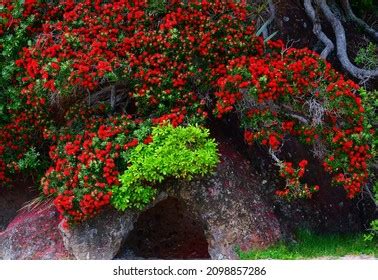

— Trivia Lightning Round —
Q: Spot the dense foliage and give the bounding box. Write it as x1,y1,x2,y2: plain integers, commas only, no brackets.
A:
0,0,375,225
223,52,372,199
112,124,219,211
41,106,218,223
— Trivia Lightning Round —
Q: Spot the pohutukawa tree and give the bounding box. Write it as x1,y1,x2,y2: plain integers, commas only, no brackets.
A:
0,0,375,226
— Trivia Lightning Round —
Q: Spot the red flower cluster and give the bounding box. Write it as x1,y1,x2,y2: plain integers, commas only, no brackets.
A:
0,111,46,185
276,160,319,199
41,107,152,223
223,50,373,199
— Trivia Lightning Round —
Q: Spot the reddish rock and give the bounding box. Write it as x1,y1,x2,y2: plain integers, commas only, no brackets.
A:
165,137,282,259
0,203,73,260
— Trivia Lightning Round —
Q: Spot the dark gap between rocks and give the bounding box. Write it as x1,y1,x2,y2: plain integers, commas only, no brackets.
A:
116,197,210,260
0,181,39,231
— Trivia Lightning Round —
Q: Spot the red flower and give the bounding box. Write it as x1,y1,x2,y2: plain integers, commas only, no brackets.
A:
298,160,308,168
244,130,254,144
268,135,280,150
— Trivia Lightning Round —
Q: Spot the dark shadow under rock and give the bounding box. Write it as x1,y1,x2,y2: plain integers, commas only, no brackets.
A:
117,197,210,260
0,182,39,231
245,136,376,238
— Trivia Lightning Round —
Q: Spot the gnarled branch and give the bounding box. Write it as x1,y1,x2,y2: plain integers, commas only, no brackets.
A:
316,0,378,79
260,0,276,39
89,82,129,106
304,0,334,59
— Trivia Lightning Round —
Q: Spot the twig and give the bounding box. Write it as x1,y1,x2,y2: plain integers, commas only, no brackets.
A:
282,104,310,124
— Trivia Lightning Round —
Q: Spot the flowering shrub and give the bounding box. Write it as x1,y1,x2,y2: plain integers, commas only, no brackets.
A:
112,124,219,211
0,0,374,223
40,104,150,223
0,0,52,184
41,105,218,224
217,51,373,199
0,0,263,187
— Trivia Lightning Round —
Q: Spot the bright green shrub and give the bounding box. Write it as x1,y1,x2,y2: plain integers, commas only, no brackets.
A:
111,124,219,211
17,147,41,171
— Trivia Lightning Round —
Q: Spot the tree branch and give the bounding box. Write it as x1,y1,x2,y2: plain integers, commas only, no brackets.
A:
110,85,116,111
340,0,378,43
316,0,378,79
282,104,310,124
89,82,128,106
261,0,276,39
304,0,335,59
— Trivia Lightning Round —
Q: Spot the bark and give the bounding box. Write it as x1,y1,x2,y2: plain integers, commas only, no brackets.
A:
89,82,128,106
110,85,116,111
316,0,378,79
304,0,335,58
260,0,276,39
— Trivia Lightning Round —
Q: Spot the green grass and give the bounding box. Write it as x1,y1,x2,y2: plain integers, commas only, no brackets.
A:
238,230,378,260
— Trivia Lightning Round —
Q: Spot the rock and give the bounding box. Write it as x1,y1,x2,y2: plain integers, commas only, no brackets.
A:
164,137,282,259
114,247,144,260
59,207,138,260
0,203,72,260
60,136,282,260
213,119,375,237
59,192,168,260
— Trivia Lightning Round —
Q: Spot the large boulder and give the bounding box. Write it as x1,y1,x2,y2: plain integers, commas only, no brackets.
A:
59,207,139,260
59,193,168,260
0,203,72,260
60,136,282,260
214,119,376,237
164,137,282,259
